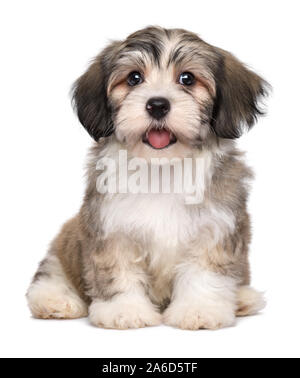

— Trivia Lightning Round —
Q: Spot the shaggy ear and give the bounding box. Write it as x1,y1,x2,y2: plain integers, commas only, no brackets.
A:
72,42,121,141
211,49,269,139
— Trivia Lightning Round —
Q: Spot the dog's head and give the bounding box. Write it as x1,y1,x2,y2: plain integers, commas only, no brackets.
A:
73,26,268,157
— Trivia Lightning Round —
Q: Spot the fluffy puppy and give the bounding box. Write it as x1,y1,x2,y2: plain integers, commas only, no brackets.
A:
27,26,269,329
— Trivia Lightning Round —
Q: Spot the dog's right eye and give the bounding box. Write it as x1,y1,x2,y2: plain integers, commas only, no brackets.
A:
127,71,144,86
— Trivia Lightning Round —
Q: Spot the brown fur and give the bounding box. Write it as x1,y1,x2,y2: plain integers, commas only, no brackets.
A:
27,26,268,329
32,143,252,309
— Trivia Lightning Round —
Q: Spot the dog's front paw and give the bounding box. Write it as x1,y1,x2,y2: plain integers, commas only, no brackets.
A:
89,296,162,329
163,301,236,330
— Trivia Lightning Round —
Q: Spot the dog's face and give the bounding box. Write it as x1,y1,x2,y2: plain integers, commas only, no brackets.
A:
73,27,268,158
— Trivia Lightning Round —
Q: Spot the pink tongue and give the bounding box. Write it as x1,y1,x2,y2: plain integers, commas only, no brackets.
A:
147,129,171,149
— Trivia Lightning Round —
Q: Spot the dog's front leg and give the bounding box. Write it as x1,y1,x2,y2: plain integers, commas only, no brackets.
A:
163,261,237,330
86,237,161,329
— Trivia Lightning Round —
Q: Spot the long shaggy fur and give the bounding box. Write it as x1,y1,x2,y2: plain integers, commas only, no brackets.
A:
27,26,269,330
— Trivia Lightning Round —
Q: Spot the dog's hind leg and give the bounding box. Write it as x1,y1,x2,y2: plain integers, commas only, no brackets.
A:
26,253,88,319
236,286,266,317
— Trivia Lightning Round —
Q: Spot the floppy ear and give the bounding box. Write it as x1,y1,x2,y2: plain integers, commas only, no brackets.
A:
211,49,269,139
72,42,121,141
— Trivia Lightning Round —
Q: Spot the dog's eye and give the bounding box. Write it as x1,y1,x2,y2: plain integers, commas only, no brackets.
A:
127,71,144,86
179,72,195,86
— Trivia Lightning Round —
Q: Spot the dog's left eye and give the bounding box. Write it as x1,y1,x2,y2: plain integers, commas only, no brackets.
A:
127,71,144,86
179,72,195,86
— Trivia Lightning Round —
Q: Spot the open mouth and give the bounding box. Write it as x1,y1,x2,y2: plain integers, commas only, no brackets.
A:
142,128,177,150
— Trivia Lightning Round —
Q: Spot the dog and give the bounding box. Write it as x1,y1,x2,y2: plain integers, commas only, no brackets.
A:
27,26,269,330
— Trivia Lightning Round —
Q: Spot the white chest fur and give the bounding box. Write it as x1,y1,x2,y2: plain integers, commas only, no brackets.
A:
95,143,235,251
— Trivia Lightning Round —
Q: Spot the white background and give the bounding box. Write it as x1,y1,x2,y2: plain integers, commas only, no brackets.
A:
0,0,299,358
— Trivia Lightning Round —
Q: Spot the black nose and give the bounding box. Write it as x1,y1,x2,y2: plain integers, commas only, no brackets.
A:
146,97,170,120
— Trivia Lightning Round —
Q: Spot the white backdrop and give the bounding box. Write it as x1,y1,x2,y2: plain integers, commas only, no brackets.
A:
0,0,299,358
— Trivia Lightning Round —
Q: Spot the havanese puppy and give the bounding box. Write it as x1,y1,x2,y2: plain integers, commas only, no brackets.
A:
27,26,269,330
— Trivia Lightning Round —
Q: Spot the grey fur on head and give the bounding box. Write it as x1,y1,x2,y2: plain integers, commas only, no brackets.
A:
72,26,269,141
